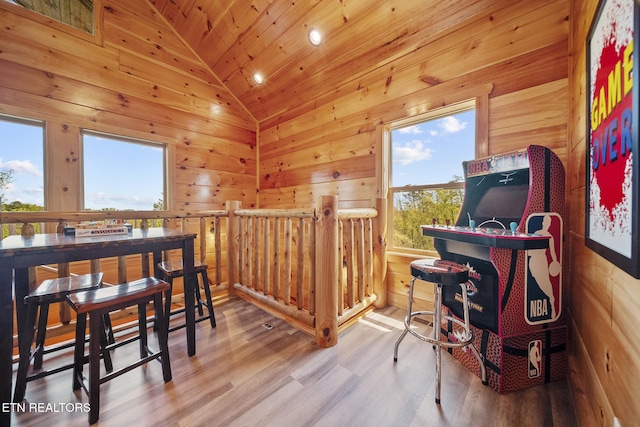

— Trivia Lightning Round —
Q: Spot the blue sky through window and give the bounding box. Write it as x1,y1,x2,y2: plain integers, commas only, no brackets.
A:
0,117,164,210
0,117,44,206
391,109,475,187
83,133,164,210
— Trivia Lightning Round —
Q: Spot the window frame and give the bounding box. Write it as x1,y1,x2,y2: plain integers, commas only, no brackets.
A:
0,113,45,210
80,130,168,212
385,99,482,256
0,0,103,43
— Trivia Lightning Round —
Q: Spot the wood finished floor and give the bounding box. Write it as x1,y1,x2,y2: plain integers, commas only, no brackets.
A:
10,298,579,427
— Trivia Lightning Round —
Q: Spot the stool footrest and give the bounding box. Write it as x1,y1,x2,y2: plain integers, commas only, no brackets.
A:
404,310,474,348
99,351,163,385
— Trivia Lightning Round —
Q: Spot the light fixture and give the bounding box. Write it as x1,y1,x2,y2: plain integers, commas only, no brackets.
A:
253,72,264,84
308,28,322,46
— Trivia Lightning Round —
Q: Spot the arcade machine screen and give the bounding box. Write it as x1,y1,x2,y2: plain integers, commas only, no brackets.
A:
460,167,529,229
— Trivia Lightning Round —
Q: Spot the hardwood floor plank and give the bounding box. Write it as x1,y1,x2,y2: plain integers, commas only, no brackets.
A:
11,298,579,427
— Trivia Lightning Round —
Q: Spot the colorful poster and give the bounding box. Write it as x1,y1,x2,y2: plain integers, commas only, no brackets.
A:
586,0,639,276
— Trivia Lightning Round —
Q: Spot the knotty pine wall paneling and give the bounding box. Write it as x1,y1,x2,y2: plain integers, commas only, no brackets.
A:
0,0,257,215
568,1,640,426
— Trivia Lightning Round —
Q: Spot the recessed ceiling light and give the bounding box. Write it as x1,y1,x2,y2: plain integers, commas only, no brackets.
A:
308,28,322,46
253,73,264,84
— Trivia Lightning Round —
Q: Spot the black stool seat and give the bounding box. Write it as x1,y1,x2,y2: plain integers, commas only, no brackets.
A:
410,259,469,285
13,273,113,404
67,276,172,425
394,258,487,404
28,273,104,302
157,259,216,331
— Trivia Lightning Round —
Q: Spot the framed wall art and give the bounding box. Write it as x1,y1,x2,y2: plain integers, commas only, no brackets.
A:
586,0,639,277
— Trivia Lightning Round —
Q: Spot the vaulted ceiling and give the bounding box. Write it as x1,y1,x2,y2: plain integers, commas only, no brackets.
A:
150,0,495,124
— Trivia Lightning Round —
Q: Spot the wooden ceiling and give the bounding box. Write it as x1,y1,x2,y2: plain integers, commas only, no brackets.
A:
149,0,511,124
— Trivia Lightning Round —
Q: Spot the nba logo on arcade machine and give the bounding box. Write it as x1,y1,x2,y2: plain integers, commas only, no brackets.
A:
528,340,542,378
525,213,563,324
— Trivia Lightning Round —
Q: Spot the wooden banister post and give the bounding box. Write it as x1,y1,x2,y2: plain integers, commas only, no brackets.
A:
226,200,241,296
315,195,339,348
373,197,387,308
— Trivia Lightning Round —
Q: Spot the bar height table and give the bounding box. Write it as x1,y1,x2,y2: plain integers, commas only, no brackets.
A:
0,228,198,426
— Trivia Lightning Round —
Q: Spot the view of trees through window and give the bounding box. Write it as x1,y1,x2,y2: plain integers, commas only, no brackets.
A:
390,105,475,251
0,116,44,212
0,116,45,237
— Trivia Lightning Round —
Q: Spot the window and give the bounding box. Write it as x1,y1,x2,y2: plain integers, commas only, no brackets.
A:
0,115,45,211
388,101,475,252
82,132,166,211
3,0,94,34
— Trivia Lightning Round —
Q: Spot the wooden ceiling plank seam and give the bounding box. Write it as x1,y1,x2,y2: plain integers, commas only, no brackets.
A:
212,0,323,82
106,4,203,61
103,25,217,87
110,0,250,120
197,0,273,65
160,1,213,51
150,0,198,29
189,0,241,56
145,0,258,124
115,40,222,90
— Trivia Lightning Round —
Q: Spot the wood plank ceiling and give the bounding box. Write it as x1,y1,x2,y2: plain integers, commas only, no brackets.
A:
150,0,497,124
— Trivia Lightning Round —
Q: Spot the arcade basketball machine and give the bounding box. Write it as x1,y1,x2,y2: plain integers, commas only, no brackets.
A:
421,144,566,393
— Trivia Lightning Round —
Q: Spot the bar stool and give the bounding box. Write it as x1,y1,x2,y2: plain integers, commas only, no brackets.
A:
13,273,113,403
157,259,216,331
393,259,487,403
67,276,172,425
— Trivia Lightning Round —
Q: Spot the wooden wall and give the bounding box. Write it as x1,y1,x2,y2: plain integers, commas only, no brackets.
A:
567,1,640,426
258,0,570,310
4,0,637,424
0,0,257,213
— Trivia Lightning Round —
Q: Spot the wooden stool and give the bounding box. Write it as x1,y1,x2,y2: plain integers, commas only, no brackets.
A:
393,259,487,403
13,273,113,403
157,259,216,331
67,277,172,425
